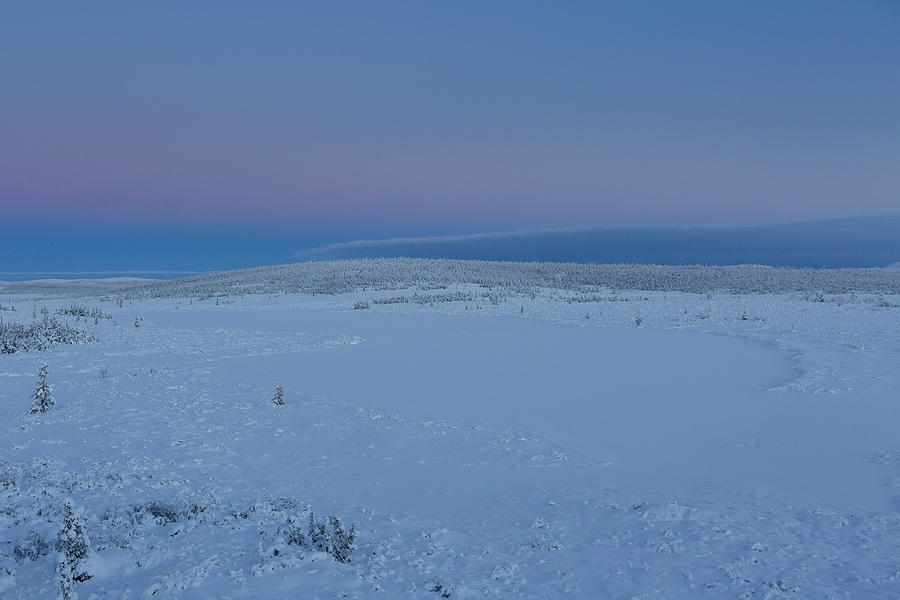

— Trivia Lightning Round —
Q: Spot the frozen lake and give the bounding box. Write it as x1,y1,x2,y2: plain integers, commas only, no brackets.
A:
145,305,890,511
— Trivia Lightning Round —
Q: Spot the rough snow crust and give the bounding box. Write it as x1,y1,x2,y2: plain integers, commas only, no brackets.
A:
1,261,900,598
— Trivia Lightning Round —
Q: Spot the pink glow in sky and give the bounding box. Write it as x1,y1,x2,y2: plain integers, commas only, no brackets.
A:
1,2,898,231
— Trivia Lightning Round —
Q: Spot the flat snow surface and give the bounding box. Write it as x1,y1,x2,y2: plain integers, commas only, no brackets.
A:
2,279,900,598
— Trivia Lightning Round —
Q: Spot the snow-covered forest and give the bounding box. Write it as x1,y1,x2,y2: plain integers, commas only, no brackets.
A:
2,259,899,598
123,259,900,297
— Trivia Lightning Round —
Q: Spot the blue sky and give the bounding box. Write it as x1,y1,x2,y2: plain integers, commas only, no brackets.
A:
1,1,898,272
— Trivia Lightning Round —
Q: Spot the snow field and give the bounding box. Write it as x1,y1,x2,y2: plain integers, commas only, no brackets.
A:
1,276,899,598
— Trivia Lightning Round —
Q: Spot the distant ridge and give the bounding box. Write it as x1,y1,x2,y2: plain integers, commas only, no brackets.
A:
297,216,900,269
0,277,159,296
103,259,900,299
6,259,899,297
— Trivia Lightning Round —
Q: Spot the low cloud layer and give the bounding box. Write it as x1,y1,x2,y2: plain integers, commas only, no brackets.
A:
298,216,900,268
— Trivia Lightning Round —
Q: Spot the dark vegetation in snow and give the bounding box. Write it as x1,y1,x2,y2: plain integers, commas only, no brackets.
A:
55,305,112,322
1,457,358,597
116,259,900,300
0,314,93,354
29,364,54,414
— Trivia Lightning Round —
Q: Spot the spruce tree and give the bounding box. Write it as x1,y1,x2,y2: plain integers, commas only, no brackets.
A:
30,364,55,414
272,385,285,406
56,501,92,600
329,515,357,563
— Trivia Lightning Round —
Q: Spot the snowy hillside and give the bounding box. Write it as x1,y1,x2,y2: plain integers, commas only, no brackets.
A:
0,278,157,297
2,261,899,598
125,258,900,298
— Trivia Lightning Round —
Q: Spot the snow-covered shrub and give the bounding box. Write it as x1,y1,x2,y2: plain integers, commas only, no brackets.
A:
132,500,207,525
374,292,473,306
141,501,181,525
635,311,643,327
56,305,111,321
58,304,90,318
56,501,92,600
353,300,370,310
3,457,362,594
326,515,356,564
428,577,454,597
0,317,92,355
282,512,356,563
0,459,21,487
372,295,410,305
30,364,55,414
13,531,50,563
272,385,285,406
877,295,899,308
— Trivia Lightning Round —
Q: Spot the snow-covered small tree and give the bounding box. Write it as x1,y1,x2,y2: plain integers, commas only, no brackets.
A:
303,512,356,563
272,385,285,406
328,515,357,564
635,311,643,327
30,364,55,414
56,501,92,600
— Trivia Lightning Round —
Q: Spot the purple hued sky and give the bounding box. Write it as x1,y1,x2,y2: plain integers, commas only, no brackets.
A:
1,2,898,256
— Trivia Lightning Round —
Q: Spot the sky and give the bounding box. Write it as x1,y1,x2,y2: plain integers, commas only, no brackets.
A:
1,1,898,272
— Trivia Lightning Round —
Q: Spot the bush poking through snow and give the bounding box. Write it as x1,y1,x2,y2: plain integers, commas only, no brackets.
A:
13,531,50,563
281,512,356,563
0,317,92,354
428,577,454,598
30,364,55,414
635,311,643,327
56,305,111,321
272,385,285,406
56,501,92,600
353,300,370,310
132,500,206,525
325,515,356,564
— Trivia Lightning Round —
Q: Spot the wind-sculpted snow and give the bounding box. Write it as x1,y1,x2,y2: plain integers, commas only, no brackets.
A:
114,259,900,300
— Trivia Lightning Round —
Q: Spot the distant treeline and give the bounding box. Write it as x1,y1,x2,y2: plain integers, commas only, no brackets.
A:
115,259,900,299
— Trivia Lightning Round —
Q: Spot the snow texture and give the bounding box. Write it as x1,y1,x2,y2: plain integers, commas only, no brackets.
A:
1,260,899,598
